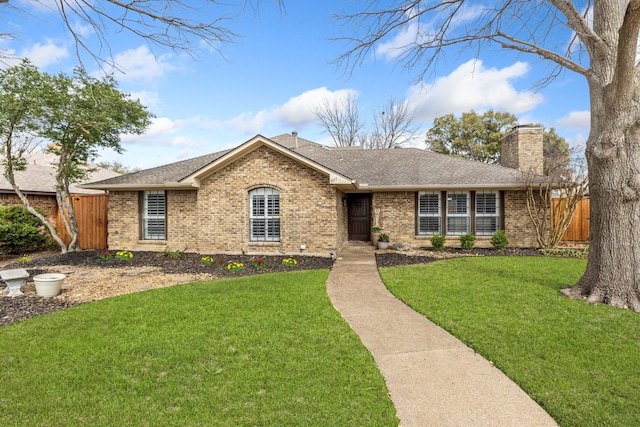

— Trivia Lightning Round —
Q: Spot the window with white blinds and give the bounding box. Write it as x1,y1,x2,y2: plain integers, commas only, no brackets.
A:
475,191,500,235
446,192,470,235
142,190,166,240
250,187,280,241
417,192,441,235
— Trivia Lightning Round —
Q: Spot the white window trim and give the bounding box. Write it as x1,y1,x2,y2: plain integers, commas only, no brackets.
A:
446,191,470,235
142,190,166,240
249,187,280,242
417,191,441,235
475,191,500,236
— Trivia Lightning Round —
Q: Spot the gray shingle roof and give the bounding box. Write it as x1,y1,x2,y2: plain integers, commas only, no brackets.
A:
85,150,230,187
83,133,545,190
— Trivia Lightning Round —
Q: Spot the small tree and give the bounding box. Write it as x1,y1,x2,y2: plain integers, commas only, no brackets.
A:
525,158,588,249
0,60,152,253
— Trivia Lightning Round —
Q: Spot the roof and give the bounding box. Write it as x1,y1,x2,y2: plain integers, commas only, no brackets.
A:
82,133,549,191
0,152,121,195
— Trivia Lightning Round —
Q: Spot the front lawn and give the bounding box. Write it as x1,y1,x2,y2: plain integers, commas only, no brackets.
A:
380,256,639,427
0,270,398,426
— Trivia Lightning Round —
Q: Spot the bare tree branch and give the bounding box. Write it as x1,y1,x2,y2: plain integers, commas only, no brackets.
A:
367,97,419,149
1,0,285,68
313,93,365,147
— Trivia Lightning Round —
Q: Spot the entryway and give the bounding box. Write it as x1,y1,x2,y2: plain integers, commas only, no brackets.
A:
347,194,371,241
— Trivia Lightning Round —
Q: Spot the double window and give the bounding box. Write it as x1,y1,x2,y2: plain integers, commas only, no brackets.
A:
417,191,500,236
250,187,280,241
142,190,166,240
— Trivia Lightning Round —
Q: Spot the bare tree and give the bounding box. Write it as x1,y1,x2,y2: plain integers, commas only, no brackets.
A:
525,158,589,249
313,93,365,147
1,0,284,67
367,97,419,149
335,1,640,310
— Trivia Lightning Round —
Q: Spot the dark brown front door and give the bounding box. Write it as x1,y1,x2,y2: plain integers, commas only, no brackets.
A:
348,194,371,241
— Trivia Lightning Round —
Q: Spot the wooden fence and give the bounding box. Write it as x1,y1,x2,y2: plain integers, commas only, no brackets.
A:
554,197,590,242
56,194,109,250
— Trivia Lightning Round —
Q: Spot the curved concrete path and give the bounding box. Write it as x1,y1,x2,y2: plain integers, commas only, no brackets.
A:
326,244,557,427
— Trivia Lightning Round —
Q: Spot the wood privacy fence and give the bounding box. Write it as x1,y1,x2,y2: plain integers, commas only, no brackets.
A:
553,197,590,242
55,194,109,250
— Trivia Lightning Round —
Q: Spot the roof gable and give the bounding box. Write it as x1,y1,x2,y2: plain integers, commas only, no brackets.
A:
180,135,352,187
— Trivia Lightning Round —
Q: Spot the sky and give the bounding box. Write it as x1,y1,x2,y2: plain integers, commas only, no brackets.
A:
2,1,591,171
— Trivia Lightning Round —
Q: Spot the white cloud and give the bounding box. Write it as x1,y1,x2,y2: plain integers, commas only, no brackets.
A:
20,39,68,68
109,45,174,81
376,4,484,61
566,132,588,150
555,110,590,130
129,90,161,110
407,59,544,122
376,21,421,61
227,87,358,134
120,117,183,145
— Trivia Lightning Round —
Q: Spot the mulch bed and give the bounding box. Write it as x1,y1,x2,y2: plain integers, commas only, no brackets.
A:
1,247,541,326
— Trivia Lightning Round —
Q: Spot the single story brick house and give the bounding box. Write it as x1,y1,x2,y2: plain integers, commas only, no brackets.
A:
82,126,548,257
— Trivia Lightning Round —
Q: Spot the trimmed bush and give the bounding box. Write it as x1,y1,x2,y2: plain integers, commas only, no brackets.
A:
430,233,446,251
460,233,476,250
0,206,48,253
490,230,509,250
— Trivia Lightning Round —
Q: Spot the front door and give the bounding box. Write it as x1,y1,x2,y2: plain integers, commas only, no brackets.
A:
348,194,371,241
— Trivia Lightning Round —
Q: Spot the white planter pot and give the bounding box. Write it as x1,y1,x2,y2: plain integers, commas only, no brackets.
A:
33,273,66,298
378,241,390,249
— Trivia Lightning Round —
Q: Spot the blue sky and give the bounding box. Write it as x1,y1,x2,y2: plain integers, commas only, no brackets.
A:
3,1,590,170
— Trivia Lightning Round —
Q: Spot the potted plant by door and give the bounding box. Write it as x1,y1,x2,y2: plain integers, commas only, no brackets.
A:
372,225,382,246
33,273,66,298
377,233,390,249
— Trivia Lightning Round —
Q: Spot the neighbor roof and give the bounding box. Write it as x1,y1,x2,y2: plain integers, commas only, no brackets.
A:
82,133,547,191
0,152,121,195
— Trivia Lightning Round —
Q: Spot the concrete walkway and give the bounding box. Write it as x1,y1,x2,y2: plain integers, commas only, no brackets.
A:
326,244,557,427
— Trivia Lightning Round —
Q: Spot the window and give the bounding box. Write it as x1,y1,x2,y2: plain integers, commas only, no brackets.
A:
142,190,166,240
446,192,469,235
476,191,500,235
418,192,441,235
250,187,280,241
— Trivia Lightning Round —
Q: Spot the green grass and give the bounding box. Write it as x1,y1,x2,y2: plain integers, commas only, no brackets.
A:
0,270,398,426
380,256,640,427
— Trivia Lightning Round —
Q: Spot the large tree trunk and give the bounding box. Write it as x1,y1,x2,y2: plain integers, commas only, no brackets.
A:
562,85,640,310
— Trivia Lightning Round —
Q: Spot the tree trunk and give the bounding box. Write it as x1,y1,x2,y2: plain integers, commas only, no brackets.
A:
563,108,640,310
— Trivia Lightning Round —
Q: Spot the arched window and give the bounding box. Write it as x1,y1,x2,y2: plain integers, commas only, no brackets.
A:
249,187,280,241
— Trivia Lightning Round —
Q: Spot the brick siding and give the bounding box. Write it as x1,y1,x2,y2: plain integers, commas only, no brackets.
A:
0,193,58,223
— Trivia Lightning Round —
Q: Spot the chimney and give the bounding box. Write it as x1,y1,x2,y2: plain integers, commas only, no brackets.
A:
500,126,544,175
292,131,298,149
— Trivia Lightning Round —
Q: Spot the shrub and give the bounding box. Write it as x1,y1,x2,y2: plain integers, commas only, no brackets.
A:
490,230,509,250
460,234,476,250
0,206,48,253
430,233,446,251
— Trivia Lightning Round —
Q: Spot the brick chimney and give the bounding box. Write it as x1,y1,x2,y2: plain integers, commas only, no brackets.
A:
500,126,544,175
